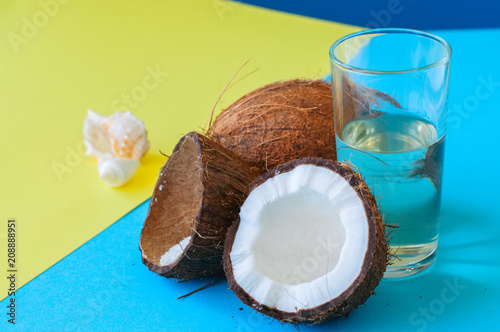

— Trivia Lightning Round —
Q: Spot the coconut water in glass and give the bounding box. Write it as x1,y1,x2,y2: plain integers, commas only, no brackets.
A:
330,29,451,278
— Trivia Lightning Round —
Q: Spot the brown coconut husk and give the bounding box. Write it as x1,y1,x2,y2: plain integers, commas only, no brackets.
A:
140,132,259,279
410,135,445,190
336,75,403,136
223,157,388,324
209,79,337,172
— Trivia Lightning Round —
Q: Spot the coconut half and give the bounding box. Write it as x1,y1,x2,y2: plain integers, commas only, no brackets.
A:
223,158,387,323
140,132,258,279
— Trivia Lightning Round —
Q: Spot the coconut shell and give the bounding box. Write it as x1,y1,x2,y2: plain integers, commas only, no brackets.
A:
209,79,337,172
223,157,388,324
140,132,259,279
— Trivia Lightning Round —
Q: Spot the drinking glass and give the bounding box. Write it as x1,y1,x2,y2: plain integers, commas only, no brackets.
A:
329,28,451,278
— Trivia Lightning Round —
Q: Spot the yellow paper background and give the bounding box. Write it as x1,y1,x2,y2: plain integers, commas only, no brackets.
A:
0,0,358,297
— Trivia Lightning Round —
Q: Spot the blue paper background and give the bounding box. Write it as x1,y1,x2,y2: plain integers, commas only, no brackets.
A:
237,0,500,30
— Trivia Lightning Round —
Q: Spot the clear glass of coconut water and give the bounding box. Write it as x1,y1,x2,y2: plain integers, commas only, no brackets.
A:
329,29,451,278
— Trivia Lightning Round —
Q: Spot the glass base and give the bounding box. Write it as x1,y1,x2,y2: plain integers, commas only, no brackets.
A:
384,241,437,278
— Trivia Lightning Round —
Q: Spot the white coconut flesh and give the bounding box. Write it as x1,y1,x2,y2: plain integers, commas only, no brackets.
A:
160,236,192,266
230,164,369,312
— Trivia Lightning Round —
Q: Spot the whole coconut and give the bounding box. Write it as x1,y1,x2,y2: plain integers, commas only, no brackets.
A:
209,79,336,172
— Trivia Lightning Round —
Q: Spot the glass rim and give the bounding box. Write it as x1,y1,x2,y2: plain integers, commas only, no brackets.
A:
329,28,452,75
